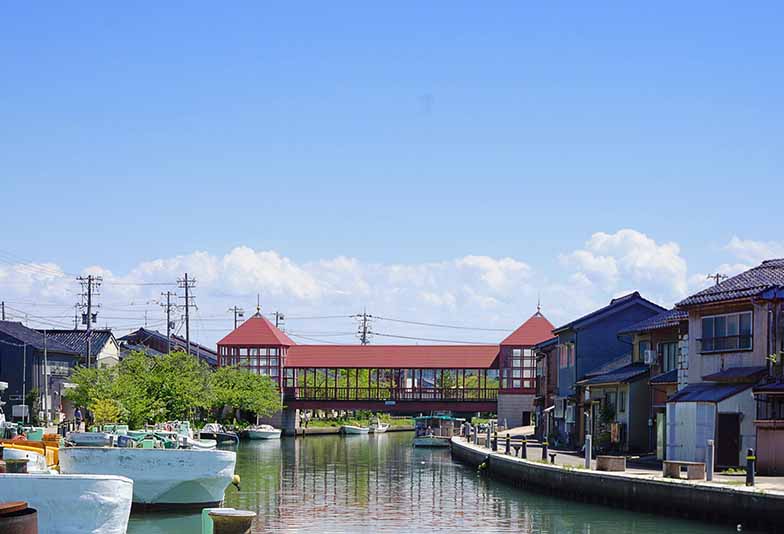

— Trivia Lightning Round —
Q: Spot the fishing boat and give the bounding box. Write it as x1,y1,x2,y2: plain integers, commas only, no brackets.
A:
245,424,282,440
59,446,238,508
66,431,115,447
368,419,389,434
199,423,240,445
413,414,464,447
0,473,133,534
341,425,369,435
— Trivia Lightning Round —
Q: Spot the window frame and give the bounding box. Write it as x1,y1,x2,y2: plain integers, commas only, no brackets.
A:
700,311,753,353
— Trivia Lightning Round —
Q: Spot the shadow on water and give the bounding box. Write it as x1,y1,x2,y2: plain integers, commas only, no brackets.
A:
129,432,754,533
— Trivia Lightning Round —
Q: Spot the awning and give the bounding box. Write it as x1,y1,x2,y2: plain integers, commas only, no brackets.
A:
544,405,555,413
667,382,754,403
703,366,767,383
578,363,649,386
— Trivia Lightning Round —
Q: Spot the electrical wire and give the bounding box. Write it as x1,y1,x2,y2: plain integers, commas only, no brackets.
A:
371,332,493,345
372,315,513,332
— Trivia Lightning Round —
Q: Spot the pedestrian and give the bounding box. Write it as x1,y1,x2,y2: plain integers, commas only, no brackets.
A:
74,407,83,431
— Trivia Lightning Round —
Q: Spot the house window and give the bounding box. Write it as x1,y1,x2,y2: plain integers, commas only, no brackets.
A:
661,342,678,372
638,340,651,363
701,311,752,352
559,345,568,368
618,390,626,413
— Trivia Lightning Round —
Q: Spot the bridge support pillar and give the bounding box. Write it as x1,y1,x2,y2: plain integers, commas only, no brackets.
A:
258,408,300,436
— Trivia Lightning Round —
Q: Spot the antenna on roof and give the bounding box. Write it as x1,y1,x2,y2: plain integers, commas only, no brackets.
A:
537,292,541,314
707,273,728,286
256,293,261,315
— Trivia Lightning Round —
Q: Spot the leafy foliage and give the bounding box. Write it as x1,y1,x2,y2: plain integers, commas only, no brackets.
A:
64,351,282,427
209,366,282,418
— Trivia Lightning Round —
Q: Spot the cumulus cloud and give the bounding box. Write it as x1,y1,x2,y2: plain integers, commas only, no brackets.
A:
560,229,688,305
725,237,784,265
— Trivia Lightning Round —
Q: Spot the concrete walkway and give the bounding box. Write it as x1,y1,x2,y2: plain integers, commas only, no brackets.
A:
487,439,784,493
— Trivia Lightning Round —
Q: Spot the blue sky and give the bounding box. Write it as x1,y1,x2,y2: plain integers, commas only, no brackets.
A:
1,3,783,344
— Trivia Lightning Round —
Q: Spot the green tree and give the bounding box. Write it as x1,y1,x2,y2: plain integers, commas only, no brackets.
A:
209,366,282,418
91,398,121,425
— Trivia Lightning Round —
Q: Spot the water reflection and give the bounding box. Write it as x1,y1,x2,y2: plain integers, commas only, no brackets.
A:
130,432,738,533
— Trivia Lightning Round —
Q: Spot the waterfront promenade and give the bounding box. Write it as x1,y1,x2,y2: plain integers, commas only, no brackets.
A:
451,436,784,530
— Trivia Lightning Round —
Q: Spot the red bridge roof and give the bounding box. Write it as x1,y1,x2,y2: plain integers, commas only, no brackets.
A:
500,311,555,346
285,344,500,369
217,313,295,347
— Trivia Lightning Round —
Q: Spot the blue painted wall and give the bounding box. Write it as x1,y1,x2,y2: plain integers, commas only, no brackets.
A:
556,300,663,398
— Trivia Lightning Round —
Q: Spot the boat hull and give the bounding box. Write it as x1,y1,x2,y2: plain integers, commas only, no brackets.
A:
369,425,389,434
413,436,451,447
342,426,369,435
246,429,282,440
59,447,236,507
200,431,239,445
0,473,132,534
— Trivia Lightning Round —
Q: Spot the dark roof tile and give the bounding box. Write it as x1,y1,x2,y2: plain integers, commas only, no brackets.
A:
677,259,784,307
0,321,79,354
617,308,688,335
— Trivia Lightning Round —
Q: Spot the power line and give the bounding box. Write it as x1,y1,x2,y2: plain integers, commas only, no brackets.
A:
372,314,512,332
228,306,245,330
372,332,491,344
287,333,344,345
77,275,102,368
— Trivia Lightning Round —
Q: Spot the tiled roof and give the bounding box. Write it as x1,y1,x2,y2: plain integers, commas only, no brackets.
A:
677,259,784,307
35,329,114,357
534,337,559,350
578,363,649,386
584,354,632,377
754,381,784,394
553,292,666,334
668,382,754,403
501,312,555,346
649,369,678,384
285,344,500,369
617,308,688,335
217,314,295,347
702,366,767,383
118,328,218,365
0,321,79,354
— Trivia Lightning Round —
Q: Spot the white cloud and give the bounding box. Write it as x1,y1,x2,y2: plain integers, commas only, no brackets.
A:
725,237,784,265
560,229,688,305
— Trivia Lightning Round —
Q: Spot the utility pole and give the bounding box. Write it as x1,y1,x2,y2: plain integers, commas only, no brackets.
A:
43,330,50,426
707,273,727,286
228,306,245,329
1,301,4,321
357,309,373,345
274,311,285,329
77,275,102,368
161,291,176,354
177,273,197,355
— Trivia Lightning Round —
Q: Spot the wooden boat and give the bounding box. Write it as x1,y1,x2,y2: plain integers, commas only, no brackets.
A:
368,420,389,434
413,414,463,447
59,446,237,508
199,423,239,445
245,424,282,440
342,425,369,435
0,473,133,533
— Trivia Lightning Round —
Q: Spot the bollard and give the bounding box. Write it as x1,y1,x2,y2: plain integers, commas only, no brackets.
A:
486,426,491,449
746,448,756,487
541,441,548,461
0,501,38,534
208,509,257,534
491,432,498,452
505,434,511,455
521,440,527,459
706,440,714,482
473,426,478,445
584,434,592,470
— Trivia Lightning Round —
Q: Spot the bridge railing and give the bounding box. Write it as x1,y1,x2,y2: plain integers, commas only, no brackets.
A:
290,387,498,402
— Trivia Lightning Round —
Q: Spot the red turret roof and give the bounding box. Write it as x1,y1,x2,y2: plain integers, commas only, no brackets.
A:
217,313,295,346
500,311,555,346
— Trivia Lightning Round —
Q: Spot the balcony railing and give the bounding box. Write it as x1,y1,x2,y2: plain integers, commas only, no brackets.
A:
699,335,752,353
288,386,498,402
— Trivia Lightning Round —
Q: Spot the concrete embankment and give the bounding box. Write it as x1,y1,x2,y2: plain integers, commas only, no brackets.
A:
450,437,784,531
294,426,414,436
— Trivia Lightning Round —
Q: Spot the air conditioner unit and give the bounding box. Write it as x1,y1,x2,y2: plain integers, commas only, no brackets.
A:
644,349,657,365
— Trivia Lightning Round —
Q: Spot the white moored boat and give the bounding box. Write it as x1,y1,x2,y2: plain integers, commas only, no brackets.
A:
246,424,282,440
368,421,389,434
59,447,237,508
0,473,133,534
342,425,369,435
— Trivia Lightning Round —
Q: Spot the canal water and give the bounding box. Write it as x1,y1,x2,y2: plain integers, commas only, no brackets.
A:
128,431,738,533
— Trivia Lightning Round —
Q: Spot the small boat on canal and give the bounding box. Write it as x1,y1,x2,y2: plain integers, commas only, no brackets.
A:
342,424,370,434
200,422,240,445
368,419,389,434
59,446,238,508
246,424,282,439
0,473,133,534
413,414,463,447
